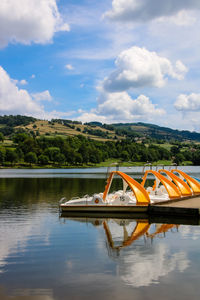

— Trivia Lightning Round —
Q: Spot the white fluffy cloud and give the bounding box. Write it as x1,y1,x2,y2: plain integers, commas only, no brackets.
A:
32,90,53,102
97,92,165,118
19,79,28,86
100,220,189,288
103,47,187,92
77,91,165,123
104,0,200,22
0,0,69,47
12,78,28,86
65,64,74,70
156,10,197,26
174,93,200,111
0,66,71,119
119,243,189,287
0,66,44,116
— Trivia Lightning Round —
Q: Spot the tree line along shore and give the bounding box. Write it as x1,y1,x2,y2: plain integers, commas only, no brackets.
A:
0,115,200,168
0,131,200,168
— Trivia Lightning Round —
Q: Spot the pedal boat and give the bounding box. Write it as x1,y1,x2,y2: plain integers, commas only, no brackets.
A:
59,170,200,213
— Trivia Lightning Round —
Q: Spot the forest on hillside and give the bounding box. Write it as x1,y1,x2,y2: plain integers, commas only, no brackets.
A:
0,132,200,167
0,115,200,167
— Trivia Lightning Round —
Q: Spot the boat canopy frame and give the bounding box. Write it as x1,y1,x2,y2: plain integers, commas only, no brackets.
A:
141,170,181,199
103,171,150,205
103,220,150,250
171,169,200,194
158,169,192,196
103,220,178,250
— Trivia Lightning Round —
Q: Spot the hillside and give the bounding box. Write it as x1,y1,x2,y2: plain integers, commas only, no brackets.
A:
16,119,121,141
0,116,121,141
85,121,200,142
111,123,200,142
0,115,200,142
1,115,200,167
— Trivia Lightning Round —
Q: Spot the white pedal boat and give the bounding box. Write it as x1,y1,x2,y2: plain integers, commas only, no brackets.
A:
59,170,200,213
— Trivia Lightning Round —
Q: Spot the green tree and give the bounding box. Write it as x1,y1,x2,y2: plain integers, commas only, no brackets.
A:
139,148,148,162
78,144,89,163
0,148,5,164
24,152,38,165
192,150,200,165
5,149,18,164
74,152,83,164
182,150,192,161
121,150,129,161
44,147,60,163
174,153,184,165
16,148,24,161
171,146,180,156
159,147,171,160
0,132,4,143
38,154,49,165
54,153,65,165
13,133,29,143
19,137,39,154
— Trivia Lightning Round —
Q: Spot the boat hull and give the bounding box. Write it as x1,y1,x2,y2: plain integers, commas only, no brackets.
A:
60,204,148,213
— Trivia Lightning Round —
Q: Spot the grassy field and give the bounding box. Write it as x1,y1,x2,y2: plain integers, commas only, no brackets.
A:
0,158,193,169
152,143,172,151
16,120,123,142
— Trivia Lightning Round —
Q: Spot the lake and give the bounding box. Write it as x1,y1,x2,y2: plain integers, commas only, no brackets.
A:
0,167,200,300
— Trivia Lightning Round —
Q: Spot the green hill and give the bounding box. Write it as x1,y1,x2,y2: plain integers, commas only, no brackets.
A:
1,115,200,167
109,122,200,142
0,115,200,142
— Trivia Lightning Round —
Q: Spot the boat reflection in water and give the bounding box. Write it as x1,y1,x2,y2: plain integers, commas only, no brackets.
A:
103,220,179,253
60,216,190,288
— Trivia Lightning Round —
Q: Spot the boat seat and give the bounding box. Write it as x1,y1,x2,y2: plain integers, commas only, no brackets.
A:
156,185,166,196
146,187,155,195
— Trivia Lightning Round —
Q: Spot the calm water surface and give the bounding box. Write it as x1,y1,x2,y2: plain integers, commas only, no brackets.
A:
0,168,200,300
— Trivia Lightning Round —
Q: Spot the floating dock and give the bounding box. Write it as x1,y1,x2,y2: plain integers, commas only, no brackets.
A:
60,196,200,219
150,195,200,217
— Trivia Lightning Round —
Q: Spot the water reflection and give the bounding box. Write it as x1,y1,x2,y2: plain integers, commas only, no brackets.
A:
0,177,123,209
103,220,179,252
0,288,54,300
61,216,190,288
103,220,150,253
118,238,189,288
1,174,200,299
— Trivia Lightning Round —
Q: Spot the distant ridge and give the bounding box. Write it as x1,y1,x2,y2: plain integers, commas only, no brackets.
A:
86,121,200,142
108,122,200,142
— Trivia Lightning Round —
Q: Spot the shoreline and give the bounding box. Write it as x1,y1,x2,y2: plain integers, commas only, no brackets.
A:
0,158,194,169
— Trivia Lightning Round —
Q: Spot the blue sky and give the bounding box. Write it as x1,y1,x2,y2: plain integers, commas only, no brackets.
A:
0,0,200,131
